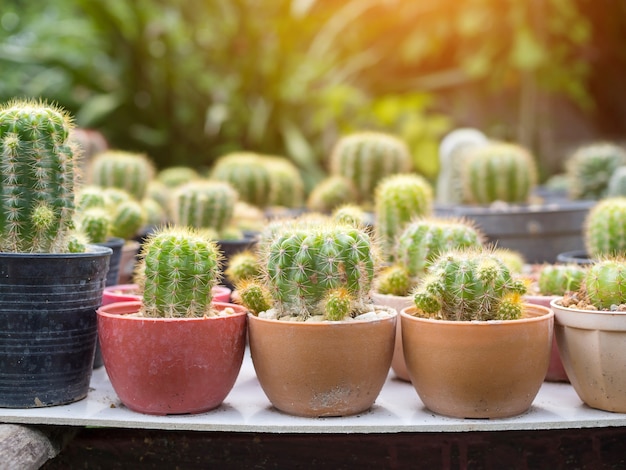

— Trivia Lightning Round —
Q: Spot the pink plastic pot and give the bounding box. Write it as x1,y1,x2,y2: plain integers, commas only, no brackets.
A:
97,300,247,415
102,284,231,306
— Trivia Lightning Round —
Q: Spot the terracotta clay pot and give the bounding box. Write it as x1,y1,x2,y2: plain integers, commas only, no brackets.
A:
551,298,626,413
401,303,553,419
371,292,413,382
523,294,569,382
97,300,247,415
101,283,231,306
248,309,397,417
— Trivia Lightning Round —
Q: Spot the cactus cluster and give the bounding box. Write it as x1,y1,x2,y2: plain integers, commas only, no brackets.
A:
0,100,81,253
139,226,223,318
328,131,413,206
238,219,378,321
410,248,528,321
537,264,585,296
306,176,359,213
374,173,433,261
584,197,626,259
566,142,626,200
460,142,537,205
584,258,626,310
88,150,155,201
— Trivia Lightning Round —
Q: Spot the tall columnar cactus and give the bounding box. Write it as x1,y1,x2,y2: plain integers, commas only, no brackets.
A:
537,264,585,296
306,176,359,213
211,152,272,208
411,248,528,321
374,173,433,261
0,100,79,253
264,157,305,209
461,142,537,205
172,180,238,235
584,259,626,310
88,150,155,201
240,219,378,320
566,142,626,200
584,197,626,258
395,217,483,278
607,166,626,197
139,226,222,318
329,131,413,206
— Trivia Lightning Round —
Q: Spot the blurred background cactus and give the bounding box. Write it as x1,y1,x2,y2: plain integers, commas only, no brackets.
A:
537,264,585,296
583,259,626,310
565,143,626,200
87,150,156,201
584,197,626,259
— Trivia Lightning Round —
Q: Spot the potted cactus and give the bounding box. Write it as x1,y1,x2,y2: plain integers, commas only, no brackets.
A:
400,247,554,418
435,138,595,264
524,263,586,382
0,100,112,408
97,226,248,415
550,258,626,413
371,217,484,381
237,217,397,417
565,142,626,201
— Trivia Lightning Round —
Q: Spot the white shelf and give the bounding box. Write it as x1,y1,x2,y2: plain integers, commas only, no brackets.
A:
2,349,626,434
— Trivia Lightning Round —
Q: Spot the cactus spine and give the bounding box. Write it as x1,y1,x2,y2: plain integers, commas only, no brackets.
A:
537,264,585,296
567,143,626,200
88,150,155,201
411,248,527,321
584,259,626,310
0,100,79,253
374,173,433,261
461,142,537,204
329,132,412,206
584,197,626,258
140,226,222,318
172,180,238,235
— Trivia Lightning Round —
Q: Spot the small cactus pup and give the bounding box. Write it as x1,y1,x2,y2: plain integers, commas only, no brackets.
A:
88,150,156,201
328,131,413,207
239,218,387,322
0,99,83,253
410,247,528,321
566,142,626,200
138,226,224,318
225,250,260,286
374,173,434,261
537,264,585,296
306,175,359,213
584,197,626,259
460,141,537,205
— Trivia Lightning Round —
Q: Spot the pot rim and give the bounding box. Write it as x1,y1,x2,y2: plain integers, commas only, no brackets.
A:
0,243,112,259
400,303,553,326
98,300,247,322
248,305,397,327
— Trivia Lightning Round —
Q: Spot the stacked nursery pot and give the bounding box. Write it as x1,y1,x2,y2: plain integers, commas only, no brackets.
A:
97,226,247,415
0,100,112,407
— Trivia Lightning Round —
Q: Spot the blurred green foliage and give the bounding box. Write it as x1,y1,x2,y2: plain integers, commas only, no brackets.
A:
0,0,600,188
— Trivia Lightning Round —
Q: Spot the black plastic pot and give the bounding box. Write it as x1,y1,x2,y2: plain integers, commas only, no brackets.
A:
0,245,111,408
556,250,594,265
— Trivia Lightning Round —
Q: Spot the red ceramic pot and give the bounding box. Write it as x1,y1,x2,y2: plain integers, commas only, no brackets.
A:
97,300,247,415
102,284,231,306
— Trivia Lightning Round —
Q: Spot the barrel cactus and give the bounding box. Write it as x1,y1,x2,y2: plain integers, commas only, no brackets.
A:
410,248,528,321
239,219,379,321
157,165,200,188
374,173,433,261
461,142,537,205
607,166,626,197
109,199,147,241
584,258,626,310
0,100,82,253
88,150,155,201
211,152,272,208
171,180,238,236
584,197,626,258
225,250,260,286
566,142,626,200
329,131,413,206
537,264,585,296
77,207,112,244
139,226,223,318
264,157,305,209
306,176,359,213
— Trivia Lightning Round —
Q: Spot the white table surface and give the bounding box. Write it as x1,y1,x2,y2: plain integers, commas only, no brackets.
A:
2,348,626,434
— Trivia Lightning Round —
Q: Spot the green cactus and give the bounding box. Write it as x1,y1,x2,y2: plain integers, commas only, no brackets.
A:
88,150,155,201
607,166,626,197
493,248,526,274
211,152,272,208
584,197,626,258
537,264,585,296
375,264,412,297
395,217,483,278
225,250,260,286
172,180,238,235
76,185,108,211
584,258,626,309
306,176,359,213
567,142,626,200
157,165,200,188
264,157,305,209
141,197,167,227
411,248,528,321
0,100,80,253
242,219,378,320
329,131,413,206
461,142,537,205
110,199,147,240
374,173,434,261
236,279,272,316
139,226,223,318
332,204,369,228
77,207,112,244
